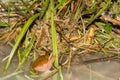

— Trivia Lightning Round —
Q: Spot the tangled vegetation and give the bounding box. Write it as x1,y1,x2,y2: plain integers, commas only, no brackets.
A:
0,0,120,80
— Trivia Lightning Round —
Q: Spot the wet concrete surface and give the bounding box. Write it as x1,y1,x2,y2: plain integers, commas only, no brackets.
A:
0,45,120,80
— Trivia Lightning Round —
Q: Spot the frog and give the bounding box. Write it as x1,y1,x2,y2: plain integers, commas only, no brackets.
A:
31,54,54,74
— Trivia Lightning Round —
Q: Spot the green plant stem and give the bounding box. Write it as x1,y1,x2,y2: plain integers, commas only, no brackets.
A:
40,0,50,19
4,13,39,72
51,13,58,67
16,34,36,71
87,0,111,27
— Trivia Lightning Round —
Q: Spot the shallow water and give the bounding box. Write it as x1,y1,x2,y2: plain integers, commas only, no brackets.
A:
0,45,120,80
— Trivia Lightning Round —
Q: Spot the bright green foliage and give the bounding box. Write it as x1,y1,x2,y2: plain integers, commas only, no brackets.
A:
0,22,8,27
4,13,39,72
16,34,36,70
104,23,112,34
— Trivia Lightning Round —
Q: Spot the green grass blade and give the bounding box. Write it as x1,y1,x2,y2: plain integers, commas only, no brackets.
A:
51,13,58,67
0,22,8,27
87,0,111,27
4,13,39,72
51,11,59,80
16,34,36,71
20,0,32,15
40,0,50,19
50,0,59,79
50,0,63,79
59,66,63,80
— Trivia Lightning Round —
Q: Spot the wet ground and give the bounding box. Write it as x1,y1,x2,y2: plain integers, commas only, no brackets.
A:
0,0,120,80
0,45,120,80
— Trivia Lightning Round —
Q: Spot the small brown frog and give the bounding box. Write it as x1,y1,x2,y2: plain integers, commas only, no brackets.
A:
31,54,54,73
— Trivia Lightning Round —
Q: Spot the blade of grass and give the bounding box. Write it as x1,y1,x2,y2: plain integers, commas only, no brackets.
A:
40,0,50,19
16,34,36,71
0,22,8,27
87,0,111,27
7,0,10,24
50,0,63,80
4,13,39,72
51,12,58,67
59,66,63,80
73,0,82,20
45,0,56,19
50,0,59,80
0,70,23,80
51,11,58,80
20,0,32,15
57,0,71,15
